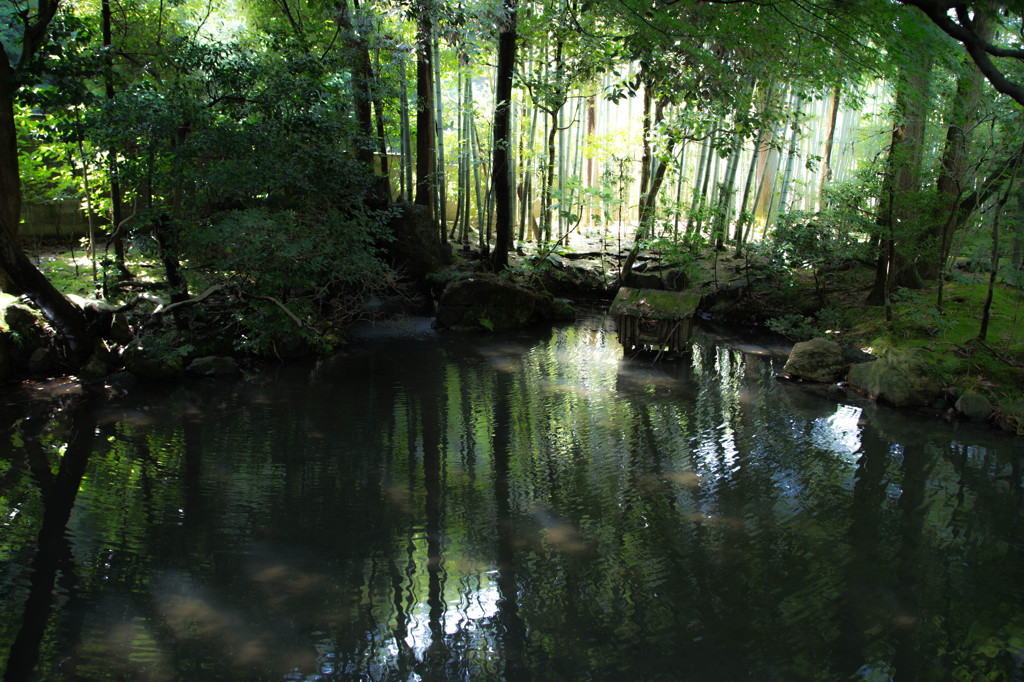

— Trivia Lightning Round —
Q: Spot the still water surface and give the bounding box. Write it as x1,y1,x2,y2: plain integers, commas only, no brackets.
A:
1,314,1022,681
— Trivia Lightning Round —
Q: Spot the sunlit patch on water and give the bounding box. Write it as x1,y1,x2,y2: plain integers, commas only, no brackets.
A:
811,404,863,462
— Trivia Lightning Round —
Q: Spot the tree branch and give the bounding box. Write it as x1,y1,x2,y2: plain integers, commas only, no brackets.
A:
901,0,1024,106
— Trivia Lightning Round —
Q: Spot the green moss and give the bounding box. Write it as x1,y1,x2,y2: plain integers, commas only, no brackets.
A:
610,287,701,320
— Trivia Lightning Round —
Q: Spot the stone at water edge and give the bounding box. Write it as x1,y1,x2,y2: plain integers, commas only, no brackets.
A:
954,392,994,422
434,275,574,332
783,338,845,383
846,348,945,408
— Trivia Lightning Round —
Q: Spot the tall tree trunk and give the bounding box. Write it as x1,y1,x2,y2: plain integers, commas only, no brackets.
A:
339,0,375,172
0,1,92,361
0,61,23,245
490,0,517,270
618,127,677,285
979,140,1024,340
926,9,992,279
451,66,465,240
869,38,933,302
399,54,413,201
672,140,687,238
102,0,131,281
371,47,392,200
541,109,558,242
539,39,564,243
817,84,841,209
414,3,435,216
432,34,447,241
639,75,653,199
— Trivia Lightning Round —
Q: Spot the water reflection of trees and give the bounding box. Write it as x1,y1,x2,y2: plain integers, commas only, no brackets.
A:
1,324,1022,680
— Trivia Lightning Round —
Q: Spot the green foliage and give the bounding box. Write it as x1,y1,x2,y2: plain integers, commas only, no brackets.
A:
891,286,956,338
767,304,844,341
76,32,400,357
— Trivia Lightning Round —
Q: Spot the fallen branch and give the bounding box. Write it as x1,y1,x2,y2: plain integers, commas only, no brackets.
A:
973,338,1023,369
253,294,320,335
153,284,225,316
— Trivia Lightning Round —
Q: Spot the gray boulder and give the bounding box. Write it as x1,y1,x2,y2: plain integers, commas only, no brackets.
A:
784,338,845,383
954,392,993,422
847,348,944,408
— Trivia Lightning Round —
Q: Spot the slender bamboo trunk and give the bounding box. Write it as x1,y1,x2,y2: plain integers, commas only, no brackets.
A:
672,139,687,238
777,92,804,218
713,130,742,248
695,148,718,237
519,100,538,241
471,115,484,246
399,54,413,201
734,136,760,254
685,139,709,237
451,67,464,240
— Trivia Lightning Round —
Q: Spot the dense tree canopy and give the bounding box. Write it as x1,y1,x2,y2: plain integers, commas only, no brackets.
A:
2,0,1024,364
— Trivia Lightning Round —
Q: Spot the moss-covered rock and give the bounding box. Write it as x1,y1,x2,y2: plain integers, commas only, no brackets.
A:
435,274,574,332
847,348,944,408
954,392,994,422
784,338,845,383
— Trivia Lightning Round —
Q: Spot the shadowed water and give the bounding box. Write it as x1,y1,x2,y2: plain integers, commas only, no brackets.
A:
1,314,1022,681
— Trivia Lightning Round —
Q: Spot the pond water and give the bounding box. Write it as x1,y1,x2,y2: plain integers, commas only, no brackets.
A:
1,313,1022,681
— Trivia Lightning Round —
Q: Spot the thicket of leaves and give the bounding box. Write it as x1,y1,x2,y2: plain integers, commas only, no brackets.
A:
83,38,397,353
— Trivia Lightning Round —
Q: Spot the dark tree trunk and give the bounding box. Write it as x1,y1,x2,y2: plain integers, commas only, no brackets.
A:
0,2,92,362
817,84,841,206
868,41,932,300
0,216,91,362
414,4,436,215
926,9,992,280
618,127,676,285
0,60,22,243
102,0,131,281
490,0,517,271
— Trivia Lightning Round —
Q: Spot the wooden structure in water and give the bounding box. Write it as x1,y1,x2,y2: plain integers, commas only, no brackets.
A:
610,287,700,355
